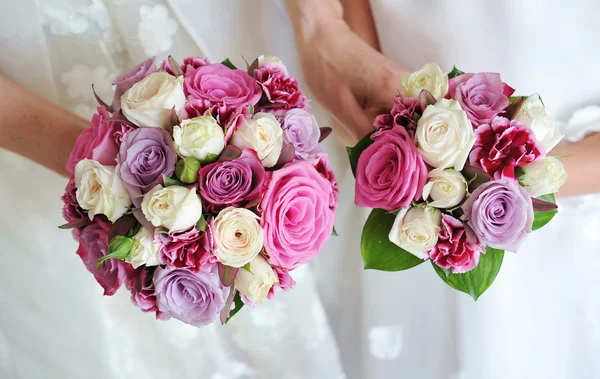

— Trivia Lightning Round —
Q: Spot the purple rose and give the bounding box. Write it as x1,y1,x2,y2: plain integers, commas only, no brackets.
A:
153,266,229,327
155,224,217,273
198,149,267,212
184,63,262,108
117,128,177,206
111,57,157,111
282,109,321,159
447,72,515,127
76,218,130,296
461,179,534,252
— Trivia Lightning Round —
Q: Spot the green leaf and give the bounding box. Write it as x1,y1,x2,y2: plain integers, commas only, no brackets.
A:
240,262,253,274
361,208,425,271
97,236,133,268
196,215,207,232
346,131,375,177
225,292,244,324
127,223,142,238
532,193,558,230
221,58,237,70
432,246,504,300
448,66,465,79
175,156,200,184
162,175,183,187
332,226,338,237
248,104,255,115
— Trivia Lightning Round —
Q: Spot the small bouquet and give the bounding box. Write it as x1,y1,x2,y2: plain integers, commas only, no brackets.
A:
60,55,338,326
348,63,566,299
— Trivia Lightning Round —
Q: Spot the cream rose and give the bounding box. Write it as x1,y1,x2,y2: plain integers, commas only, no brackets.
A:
74,159,132,222
416,99,476,170
121,72,186,128
514,94,563,152
141,184,202,233
422,168,468,208
399,62,449,100
257,55,288,75
389,206,442,259
234,254,278,304
230,112,283,168
213,207,263,267
173,115,225,163
127,226,161,268
519,157,567,198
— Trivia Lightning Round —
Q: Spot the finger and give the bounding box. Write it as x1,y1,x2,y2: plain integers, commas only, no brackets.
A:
327,87,374,146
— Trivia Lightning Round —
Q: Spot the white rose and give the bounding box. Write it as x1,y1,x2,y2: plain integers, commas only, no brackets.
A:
389,206,442,259
258,55,288,74
514,94,563,152
399,62,449,100
422,168,468,209
519,157,567,198
121,72,186,129
230,112,283,168
416,99,476,170
141,184,202,233
75,159,132,222
234,254,278,304
127,227,161,268
213,207,263,268
173,115,225,163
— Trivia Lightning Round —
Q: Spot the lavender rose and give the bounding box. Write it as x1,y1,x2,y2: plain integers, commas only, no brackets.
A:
282,109,321,159
461,179,534,252
153,266,229,327
111,57,157,111
447,72,515,127
118,128,177,206
199,149,267,212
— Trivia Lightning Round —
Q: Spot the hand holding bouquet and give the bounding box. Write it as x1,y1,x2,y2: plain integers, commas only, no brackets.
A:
348,63,566,299
61,55,338,326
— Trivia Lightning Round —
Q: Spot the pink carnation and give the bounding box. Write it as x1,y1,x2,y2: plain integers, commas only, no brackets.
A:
181,98,250,135
61,176,85,224
267,266,296,299
155,224,217,273
426,215,485,274
161,56,211,76
312,153,339,209
373,95,419,138
66,105,134,173
126,265,171,320
254,65,309,111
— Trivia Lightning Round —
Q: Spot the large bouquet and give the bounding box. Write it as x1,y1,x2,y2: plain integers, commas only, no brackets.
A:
348,63,566,299
60,55,338,326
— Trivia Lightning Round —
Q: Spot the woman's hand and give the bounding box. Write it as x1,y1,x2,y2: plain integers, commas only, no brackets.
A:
286,0,407,146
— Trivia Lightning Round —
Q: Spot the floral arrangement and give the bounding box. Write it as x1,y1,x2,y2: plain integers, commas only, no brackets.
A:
60,55,338,326
348,63,566,299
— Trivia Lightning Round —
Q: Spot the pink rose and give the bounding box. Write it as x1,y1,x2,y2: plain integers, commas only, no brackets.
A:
61,176,85,224
355,126,428,211
261,161,336,269
470,116,545,179
161,56,211,76
155,224,217,273
76,217,131,296
426,214,485,274
447,72,514,127
111,57,157,110
373,95,419,138
254,65,309,111
312,153,339,209
267,266,296,300
66,105,135,173
125,265,170,320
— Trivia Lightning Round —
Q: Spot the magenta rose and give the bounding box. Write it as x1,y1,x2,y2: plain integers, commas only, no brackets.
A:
267,266,296,300
117,127,177,206
76,218,131,296
153,266,229,327
461,179,534,252
355,126,428,211
199,149,267,212
312,153,339,209
125,265,170,319
161,56,211,76
66,105,134,173
155,224,217,273
447,72,514,127
426,214,485,274
254,65,309,111
111,57,157,110
470,116,544,179
61,176,85,224
374,95,419,138
261,160,336,269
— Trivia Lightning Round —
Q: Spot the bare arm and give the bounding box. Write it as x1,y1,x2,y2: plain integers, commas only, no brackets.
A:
552,134,600,197
0,75,86,177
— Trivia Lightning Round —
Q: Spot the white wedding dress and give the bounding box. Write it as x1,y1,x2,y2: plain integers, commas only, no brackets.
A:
1,1,600,379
